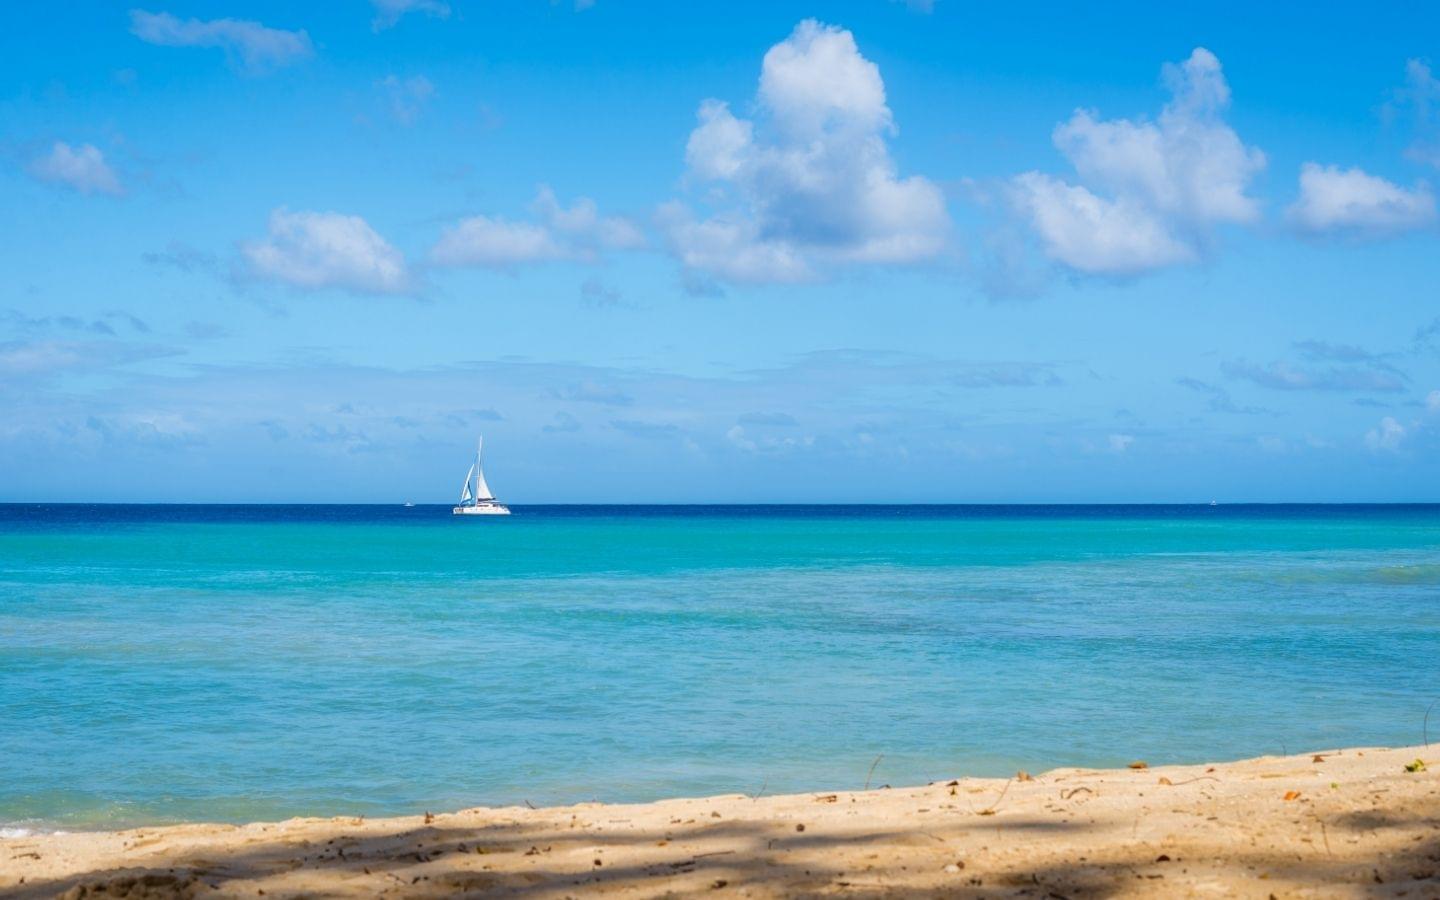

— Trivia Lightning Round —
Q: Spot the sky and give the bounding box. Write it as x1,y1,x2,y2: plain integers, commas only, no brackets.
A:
1,1,1438,503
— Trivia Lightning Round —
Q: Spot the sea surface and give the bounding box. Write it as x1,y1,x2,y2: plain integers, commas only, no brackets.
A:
2,503,1438,832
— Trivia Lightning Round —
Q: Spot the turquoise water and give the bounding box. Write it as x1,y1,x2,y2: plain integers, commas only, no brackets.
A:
2,504,1438,831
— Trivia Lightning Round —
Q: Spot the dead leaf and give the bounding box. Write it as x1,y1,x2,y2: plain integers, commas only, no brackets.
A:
1283,791,1301,802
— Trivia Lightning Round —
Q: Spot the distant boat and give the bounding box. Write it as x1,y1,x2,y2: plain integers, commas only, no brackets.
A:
453,437,511,516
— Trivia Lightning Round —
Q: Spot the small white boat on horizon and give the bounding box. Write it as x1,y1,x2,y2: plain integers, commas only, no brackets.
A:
453,437,511,516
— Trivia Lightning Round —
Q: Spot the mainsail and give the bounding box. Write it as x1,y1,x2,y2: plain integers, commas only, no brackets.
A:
458,440,494,506
473,439,495,500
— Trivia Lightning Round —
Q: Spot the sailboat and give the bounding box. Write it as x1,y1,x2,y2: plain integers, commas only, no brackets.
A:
453,437,511,516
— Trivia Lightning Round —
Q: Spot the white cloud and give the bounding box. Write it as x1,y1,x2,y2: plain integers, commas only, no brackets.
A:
431,186,643,269
241,209,411,294
663,19,949,284
129,10,312,74
1007,174,1194,274
1010,48,1264,276
370,0,450,31
432,218,560,268
1286,163,1436,237
1364,416,1406,452
27,142,122,195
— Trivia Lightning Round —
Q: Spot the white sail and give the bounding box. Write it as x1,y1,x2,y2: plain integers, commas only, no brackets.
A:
459,463,476,504
453,435,510,515
473,439,494,500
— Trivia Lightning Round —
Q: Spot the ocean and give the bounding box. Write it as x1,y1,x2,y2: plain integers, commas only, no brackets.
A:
1,503,1437,832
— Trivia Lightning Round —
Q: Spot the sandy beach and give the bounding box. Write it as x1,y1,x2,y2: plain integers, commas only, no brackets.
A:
2,745,1436,898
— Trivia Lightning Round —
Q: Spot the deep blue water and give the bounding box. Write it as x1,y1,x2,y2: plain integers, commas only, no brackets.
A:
1,503,1437,831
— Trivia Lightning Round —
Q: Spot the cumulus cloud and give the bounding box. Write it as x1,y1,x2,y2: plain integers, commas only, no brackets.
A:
662,19,949,284
1007,174,1193,274
240,209,411,294
370,0,450,31
1009,48,1264,276
129,10,313,74
1364,416,1406,452
1286,163,1436,237
431,186,643,269
27,142,122,195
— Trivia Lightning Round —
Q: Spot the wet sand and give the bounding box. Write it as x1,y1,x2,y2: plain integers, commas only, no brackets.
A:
2,744,1437,898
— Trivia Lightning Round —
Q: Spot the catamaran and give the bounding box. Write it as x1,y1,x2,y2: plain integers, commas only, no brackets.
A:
453,437,511,516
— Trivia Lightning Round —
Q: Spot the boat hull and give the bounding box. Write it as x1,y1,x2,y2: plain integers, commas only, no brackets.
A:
452,503,511,516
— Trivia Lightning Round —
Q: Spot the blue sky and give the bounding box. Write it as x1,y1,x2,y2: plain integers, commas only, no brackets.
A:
2,1,1438,502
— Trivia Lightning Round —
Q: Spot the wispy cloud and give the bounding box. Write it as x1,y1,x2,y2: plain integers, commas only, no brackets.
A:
1387,59,1440,169
1175,377,1271,415
129,10,313,74
1223,360,1406,393
370,0,450,32
377,75,435,125
1,309,150,337
0,339,178,377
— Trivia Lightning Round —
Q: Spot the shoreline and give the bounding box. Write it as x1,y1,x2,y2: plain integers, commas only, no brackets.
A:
2,744,1436,898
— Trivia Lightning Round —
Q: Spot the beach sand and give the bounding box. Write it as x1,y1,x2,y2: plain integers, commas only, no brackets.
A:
2,745,1436,898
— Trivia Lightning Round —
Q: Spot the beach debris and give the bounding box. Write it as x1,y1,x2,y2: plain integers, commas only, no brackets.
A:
711,879,728,889
815,794,838,803
1283,791,1302,801
942,861,966,873
1313,754,1326,763
864,754,884,790
423,811,434,824
1016,770,1035,782
1059,787,1093,800
1128,761,1148,770
1155,854,1171,862
1157,777,1173,785
1404,758,1427,772
795,823,806,832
